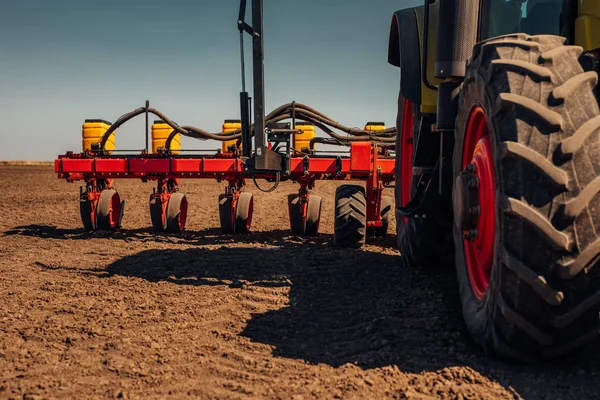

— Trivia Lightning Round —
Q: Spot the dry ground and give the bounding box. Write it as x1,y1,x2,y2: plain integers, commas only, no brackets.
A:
1,166,600,399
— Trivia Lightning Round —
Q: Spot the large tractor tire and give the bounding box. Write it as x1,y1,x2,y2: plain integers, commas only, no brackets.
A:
453,34,600,361
334,185,367,248
395,93,452,267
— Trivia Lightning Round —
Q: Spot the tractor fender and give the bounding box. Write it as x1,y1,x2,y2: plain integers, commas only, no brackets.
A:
388,7,422,106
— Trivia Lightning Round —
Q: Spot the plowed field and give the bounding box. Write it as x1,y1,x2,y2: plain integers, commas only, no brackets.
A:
1,166,599,399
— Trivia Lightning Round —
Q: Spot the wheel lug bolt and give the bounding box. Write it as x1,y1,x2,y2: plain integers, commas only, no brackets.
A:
463,228,479,241
468,177,480,189
469,205,480,217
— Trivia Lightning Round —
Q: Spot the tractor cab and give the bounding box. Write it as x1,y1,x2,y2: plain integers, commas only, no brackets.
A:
480,0,577,41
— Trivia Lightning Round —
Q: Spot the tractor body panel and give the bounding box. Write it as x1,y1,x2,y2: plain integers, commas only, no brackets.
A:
388,5,440,113
576,0,600,51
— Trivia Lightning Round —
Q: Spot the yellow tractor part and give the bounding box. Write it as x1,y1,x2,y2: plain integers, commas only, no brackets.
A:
364,122,386,132
221,119,242,153
576,0,600,52
82,119,115,154
152,120,181,155
293,123,317,152
414,3,442,114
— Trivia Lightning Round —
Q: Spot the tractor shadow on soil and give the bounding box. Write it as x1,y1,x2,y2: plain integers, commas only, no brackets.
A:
3,224,329,247
3,224,155,241
35,227,600,398
98,231,474,371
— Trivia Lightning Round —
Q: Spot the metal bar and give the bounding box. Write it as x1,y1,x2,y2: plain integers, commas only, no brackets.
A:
239,33,246,93
145,100,150,152
268,129,301,135
252,0,266,150
238,0,247,25
240,91,252,158
56,156,395,179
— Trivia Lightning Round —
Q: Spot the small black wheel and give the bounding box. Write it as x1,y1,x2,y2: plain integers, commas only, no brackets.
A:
80,197,96,231
371,195,393,238
334,185,366,248
165,193,188,233
218,194,234,233
288,194,304,234
289,194,322,236
305,195,322,237
149,194,165,232
234,192,254,234
96,189,122,230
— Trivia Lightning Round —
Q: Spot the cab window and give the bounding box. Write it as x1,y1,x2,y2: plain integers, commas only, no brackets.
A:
481,0,576,42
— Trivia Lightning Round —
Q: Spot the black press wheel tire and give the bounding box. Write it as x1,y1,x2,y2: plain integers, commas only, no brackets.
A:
289,194,323,236
234,192,254,234
454,34,600,362
96,189,122,230
149,194,165,232
218,194,234,234
288,194,305,235
165,193,188,233
395,92,452,267
80,197,96,231
334,185,367,248
304,195,322,237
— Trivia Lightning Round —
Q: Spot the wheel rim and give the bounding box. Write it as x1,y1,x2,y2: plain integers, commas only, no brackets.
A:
462,106,496,300
400,98,414,209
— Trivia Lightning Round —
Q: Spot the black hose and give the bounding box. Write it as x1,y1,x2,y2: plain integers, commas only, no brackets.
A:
253,171,280,193
290,103,397,136
310,137,345,149
99,103,397,152
292,111,396,143
262,102,397,136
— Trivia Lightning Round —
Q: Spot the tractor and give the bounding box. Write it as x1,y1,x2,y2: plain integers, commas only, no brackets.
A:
388,0,600,361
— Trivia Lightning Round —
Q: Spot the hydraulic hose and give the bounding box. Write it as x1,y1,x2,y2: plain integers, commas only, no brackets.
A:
253,171,280,193
100,107,241,150
98,103,397,152
289,103,397,136
261,102,396,136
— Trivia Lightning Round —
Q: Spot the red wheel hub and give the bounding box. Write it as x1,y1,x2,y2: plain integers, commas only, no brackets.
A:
400,98,414,220
459,106,496,300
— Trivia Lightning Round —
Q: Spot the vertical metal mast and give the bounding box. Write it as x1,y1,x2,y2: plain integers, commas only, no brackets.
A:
251,0,267,164
238,0,252,158
238,0,282,170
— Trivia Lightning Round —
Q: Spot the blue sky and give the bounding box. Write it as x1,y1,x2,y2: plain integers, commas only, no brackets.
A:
0,0,419,160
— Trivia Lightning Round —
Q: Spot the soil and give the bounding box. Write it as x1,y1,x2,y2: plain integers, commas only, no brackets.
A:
1,165,600,399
